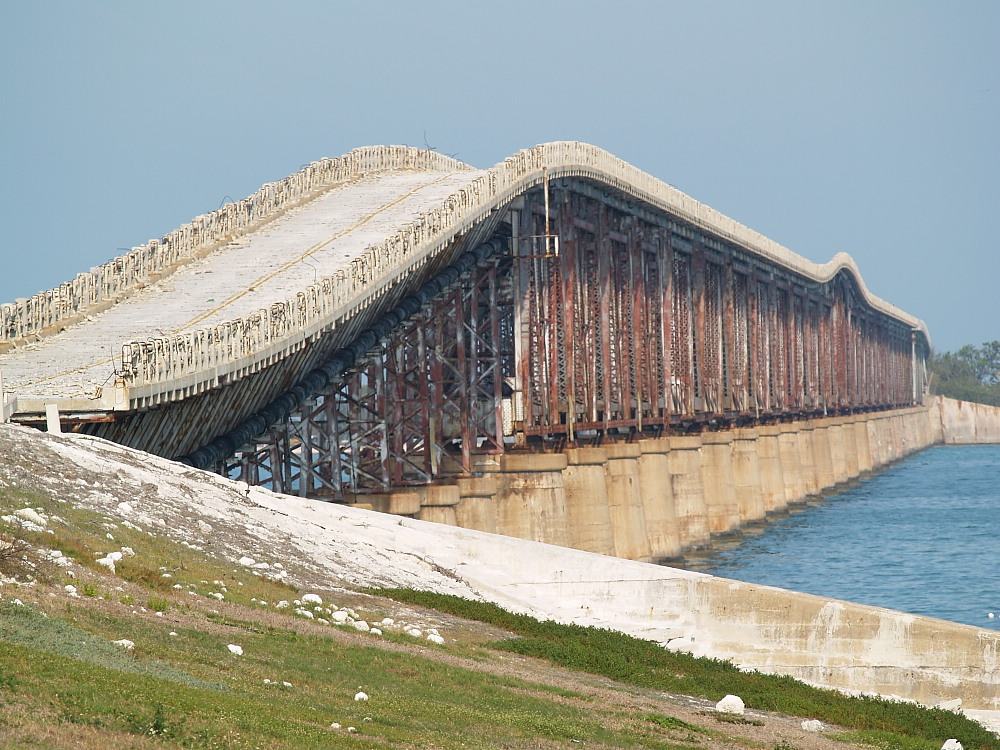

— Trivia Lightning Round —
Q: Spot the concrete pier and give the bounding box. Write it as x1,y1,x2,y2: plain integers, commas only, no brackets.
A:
348,398,997,563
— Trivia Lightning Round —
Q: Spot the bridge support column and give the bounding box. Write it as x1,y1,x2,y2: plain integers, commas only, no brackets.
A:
757,425,788,514
700,433,740,536
349,492,421,516
603,443,653,562
637,439,682,562
562,448,616,556
866,415,886,468
841,416,860,479
779,423,807,503
827,418,849,485
731,428,766,525
854,415,874,474
455,477,499,534
667,436,709,550
811,420,836,492
484,454,571,547
414,485,461,527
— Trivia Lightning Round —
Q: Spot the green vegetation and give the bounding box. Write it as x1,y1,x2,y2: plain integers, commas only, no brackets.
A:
2,472,998,749
375,589,1000,750
931,341,1000,405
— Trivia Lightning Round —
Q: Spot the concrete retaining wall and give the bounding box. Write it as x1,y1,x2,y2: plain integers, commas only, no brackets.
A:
343,396,1000,709
938,397,1000,444
405,521,1000,710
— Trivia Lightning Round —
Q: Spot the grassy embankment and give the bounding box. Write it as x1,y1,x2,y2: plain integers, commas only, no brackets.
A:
1,481,997,750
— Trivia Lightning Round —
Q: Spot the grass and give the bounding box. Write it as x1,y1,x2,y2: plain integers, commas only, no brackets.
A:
372,588,1000,750
0,483,726,749
2,476,998,749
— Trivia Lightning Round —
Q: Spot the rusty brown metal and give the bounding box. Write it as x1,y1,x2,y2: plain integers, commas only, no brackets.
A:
221,180,925,497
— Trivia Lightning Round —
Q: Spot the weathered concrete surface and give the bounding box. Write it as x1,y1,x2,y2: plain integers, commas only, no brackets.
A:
362,501,1000,711
6,412,1000,717
938,397,1000,443
332,397,1000,709
361,406,941,559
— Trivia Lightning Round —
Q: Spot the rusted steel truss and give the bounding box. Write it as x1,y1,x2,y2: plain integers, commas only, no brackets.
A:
225,181,926,496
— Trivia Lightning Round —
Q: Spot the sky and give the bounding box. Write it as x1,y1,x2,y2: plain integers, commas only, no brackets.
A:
1,1,997,354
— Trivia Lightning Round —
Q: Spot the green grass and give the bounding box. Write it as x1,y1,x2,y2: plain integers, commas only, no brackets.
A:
3,474,998,749
0,483,723,749
372,589,1000,750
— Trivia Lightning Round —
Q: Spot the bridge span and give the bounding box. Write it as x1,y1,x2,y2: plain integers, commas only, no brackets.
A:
1,143,931,530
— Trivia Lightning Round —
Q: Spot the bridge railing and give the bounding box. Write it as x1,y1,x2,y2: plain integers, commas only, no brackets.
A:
11,142,928,405
0,147,471,350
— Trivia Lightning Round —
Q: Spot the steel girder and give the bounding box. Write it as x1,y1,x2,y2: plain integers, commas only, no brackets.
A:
225,182,924,496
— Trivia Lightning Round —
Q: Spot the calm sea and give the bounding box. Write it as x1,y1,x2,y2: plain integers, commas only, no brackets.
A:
678,444,1000,631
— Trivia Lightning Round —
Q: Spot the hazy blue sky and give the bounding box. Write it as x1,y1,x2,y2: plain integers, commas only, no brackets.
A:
1,1,996,353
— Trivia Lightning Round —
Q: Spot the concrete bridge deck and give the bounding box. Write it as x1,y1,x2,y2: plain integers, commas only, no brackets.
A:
0,168,484,402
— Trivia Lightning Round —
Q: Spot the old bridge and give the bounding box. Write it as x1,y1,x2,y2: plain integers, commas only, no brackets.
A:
1,143,931,540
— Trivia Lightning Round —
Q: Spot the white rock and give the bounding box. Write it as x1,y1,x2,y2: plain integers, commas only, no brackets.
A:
715,694,745,715
937,698,962,712
64,584,77,595
330,722,341,729
227,644,243,656
354,691,369,701
263,679,271,684
801,719,824,732
301,593,323,605
113,639,135,652
352,620,370,632
197,520,213,533
275,600,290,609
282,681,292,687
117,502,133,515
169,632,178,636
330,610,350,623
426,633,445,645
405,628,422,638
370,627,382,636
211,592,224,601
238,556,255,567
380,617,394,627
15,508,46,526
347,727,357,733
941,740,963,750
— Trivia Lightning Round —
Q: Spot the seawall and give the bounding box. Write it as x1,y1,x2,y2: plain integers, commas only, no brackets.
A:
340,397,1000,710
938,397,1000,444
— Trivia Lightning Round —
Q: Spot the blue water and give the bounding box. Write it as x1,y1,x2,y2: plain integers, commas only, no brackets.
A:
681,444,1000,631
